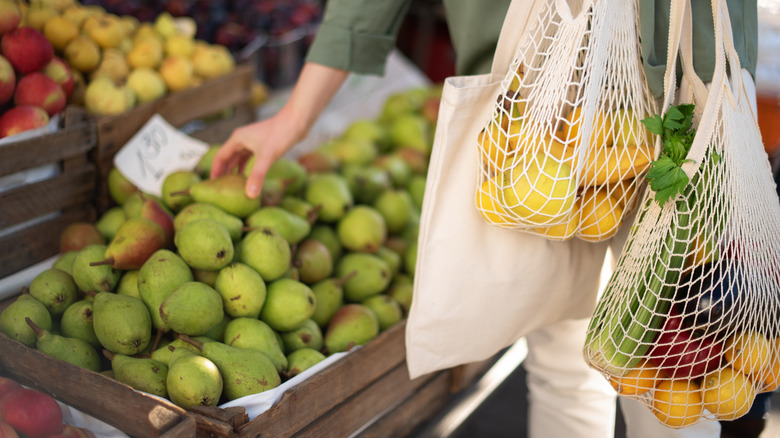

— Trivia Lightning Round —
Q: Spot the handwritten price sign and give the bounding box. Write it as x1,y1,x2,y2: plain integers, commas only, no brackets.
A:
114,114,210,197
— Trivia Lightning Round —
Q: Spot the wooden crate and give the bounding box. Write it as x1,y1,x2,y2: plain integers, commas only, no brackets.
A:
0,108,97,280
91,62,256,212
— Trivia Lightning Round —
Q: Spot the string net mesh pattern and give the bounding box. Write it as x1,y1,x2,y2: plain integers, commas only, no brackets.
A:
584,0,780,428
474,0,657,242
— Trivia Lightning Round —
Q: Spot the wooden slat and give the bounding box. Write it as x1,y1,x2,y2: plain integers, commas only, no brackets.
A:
0,207,95,279
160,415,198,438
448,357,496,394
237,322,408,437
0,333,191,438
0,163,96,229
293,365,438,438
0,121,95,176
356,371,452,438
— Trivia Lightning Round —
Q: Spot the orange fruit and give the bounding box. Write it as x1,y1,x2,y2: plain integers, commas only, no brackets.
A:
760,339,780,392
702,366,757,420
609,360,662,396
724,331,773,376
652,379,703,428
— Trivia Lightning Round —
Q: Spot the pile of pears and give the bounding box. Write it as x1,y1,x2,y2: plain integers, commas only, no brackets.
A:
0,85,442,411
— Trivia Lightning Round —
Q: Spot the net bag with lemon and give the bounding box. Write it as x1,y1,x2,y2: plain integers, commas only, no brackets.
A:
474,0,657,242
583,0,780,428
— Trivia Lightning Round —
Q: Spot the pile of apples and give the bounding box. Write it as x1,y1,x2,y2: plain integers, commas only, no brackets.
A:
0,376,95,438
0,0,239,137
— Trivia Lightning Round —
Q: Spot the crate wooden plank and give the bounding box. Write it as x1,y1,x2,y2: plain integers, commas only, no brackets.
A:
0,333,192,438
237,322,408,437
0,207,95,279
292,364,439,438
356,371,452,438
0,163,96,229
448,357,496,394
0,120,95,177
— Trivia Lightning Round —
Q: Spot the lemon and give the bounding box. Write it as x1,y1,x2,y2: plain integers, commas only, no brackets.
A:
478,122,510,173
576,186,623,241
652,379,703,428
610,108,652,148
476,178,513,225
534,196,581,240
501,152,576,225
725,331,773,376
559,106,612,148
702,366,756,420
582,142,654,187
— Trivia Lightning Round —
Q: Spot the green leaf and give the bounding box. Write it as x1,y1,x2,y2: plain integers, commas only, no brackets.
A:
640,115,664,136
646,157,690,206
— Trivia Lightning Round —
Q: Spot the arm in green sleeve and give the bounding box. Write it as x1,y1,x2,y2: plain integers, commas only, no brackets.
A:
305,0,413,75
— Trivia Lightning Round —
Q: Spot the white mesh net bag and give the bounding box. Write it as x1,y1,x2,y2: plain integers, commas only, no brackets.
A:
583,0,780,428
474,0,657,242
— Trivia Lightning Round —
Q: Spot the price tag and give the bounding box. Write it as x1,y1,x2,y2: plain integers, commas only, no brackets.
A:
113,114,210,197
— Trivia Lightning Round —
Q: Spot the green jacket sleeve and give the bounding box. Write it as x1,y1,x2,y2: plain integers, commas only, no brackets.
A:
305,0,412,75
639,0,758,99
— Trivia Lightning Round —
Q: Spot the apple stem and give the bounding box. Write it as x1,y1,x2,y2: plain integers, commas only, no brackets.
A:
89,257,115,267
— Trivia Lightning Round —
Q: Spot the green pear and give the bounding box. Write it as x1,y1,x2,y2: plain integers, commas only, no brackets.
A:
387,275,414,314
116,270,141,299
174,202,243,241
304,172,353,223
380,89,425,121
336,253,392,302
52,251,78,276
29,268,79,317
260,279,315,332
92,218,167,270
150,336,213,365
195,144,221,178
95,206,127,241
282,266,300,281
107,167,139,205
328,137,378,166
292,239,333,285
159,282,224,336
324,304,379,354
60,300,101,349
223,317,287,373
406,174,427,211
104,349,168,398
162,170,201,212
92,292,151,355
279,196,320,222
280,319,323,354
245,207,311,245
214,263,266,318
175,219,234,271
166,352,223,409
202,313,231,341
342,119,388,152
361,294,403,331
336,206,387,253
285,348,327,378
192,268,220,287
372,189,415,234
26,317,101,372
310,273,353,328
183,174,260,218
375,246,402,276
138,249,194,332
0,294,53,347
72,245,119,293
388,113,431,155
264,157,308,195
342,165,392,204
404,241,418,276
297,150,340,174
308,225,343,263
239,227,291,282
374,153,412,188
179,334,280,401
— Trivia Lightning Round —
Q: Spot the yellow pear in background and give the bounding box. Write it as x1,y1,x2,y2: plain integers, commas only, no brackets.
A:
85,76,135,116
43,15,79,51
23,4,58,31
154,12,177,39
127,37,164,69
91,48,129,83
36,0,75,13
87,15,126,49
126,67,167,103
63,35,101,73
61,5,92,27
119,15,139,35
192,45,235,79
159,56,194,92
165,34,195,58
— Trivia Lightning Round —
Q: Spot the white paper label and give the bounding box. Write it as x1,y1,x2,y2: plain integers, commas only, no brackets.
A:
113,114,209,197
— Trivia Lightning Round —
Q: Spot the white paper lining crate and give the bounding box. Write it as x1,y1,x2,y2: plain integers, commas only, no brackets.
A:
91,62,256,213
0,108,97,280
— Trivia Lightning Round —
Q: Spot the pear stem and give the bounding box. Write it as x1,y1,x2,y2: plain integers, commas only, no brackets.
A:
89,257,115,267
149,328,165,352
168,190,191,197
177,334,204,351
306,204,323,225
24,317,43,337
337,270,359,286
102,349,115,361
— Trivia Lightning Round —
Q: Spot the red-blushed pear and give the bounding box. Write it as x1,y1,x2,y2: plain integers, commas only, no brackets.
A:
60,221,106,253
0,387,63,438
42,56,75,99
0,0,22,35
1,27,54,74
14,72,66,116
137,194,175,248
0,54,13,105
298,150,340,174
90,218,166,270
0,105,49,139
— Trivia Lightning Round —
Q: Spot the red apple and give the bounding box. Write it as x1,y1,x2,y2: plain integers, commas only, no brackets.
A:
1,27,54,74
0,54,13,105
0,0,22,35
0,378,22,404
14,72,66,116
43,57,74,99
0,388,63,438
0,421,20,438
0,105,50,138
